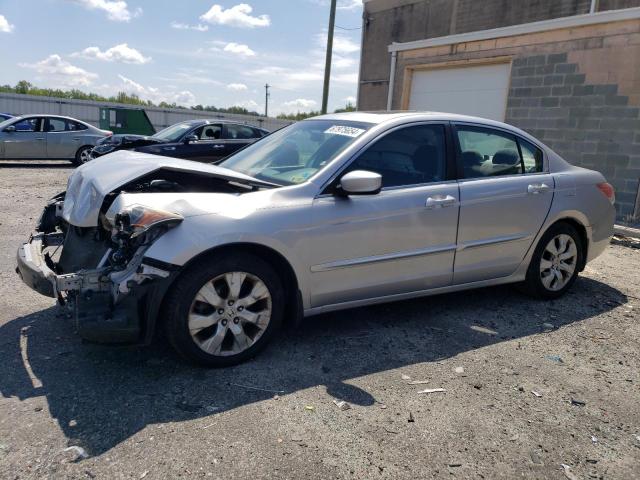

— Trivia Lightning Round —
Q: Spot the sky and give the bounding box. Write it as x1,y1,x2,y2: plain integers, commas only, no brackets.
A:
0,0,363,115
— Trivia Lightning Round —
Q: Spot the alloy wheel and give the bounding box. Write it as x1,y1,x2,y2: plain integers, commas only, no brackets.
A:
79,148,92,164
539,234,577,291
188,271,272,356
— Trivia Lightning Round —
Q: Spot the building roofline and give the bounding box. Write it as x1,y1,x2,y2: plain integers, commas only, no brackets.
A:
387,6,640,53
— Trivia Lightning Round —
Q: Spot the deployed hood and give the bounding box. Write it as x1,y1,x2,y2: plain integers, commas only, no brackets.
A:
62,150,278,227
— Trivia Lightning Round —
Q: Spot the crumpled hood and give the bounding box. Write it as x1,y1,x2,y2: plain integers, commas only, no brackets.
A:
62,150,274,227
98,134,163,146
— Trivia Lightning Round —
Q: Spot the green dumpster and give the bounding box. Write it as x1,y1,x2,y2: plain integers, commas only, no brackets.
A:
99,107,155,135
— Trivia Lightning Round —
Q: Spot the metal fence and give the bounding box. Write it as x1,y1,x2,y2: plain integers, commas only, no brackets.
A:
0,92,292,132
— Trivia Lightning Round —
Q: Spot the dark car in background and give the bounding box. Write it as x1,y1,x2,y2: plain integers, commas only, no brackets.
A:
0,113,13,122
91,119,269,163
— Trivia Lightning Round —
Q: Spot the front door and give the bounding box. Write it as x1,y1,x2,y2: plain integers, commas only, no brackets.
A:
306,123,459,308
175,124,225,162
3,117,46,159
453,124,554,284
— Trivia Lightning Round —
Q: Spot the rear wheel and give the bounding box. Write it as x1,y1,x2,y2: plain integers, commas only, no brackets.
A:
163,253,284,367
521,222,583,299
73,146,93,166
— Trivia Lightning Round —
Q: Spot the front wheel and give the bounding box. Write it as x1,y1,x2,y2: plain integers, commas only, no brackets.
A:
163,254,284,367
73,146,93,166
521,222,583,299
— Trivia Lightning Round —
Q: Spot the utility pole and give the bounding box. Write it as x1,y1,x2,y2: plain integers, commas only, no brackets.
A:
264,83,270,117
321,0,337,114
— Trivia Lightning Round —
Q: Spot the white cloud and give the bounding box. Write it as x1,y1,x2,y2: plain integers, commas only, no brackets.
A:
333,35,360,54
170,21,209,31
70,0,141,22
117,74,196,106
19,54,98,86
344,95,356,104
240,99,259,110
0,14,14,33
227,83,248,91
223,42,256,57
200,3,270,28
284,98,317,109
72,43,151,64
337,0,362,10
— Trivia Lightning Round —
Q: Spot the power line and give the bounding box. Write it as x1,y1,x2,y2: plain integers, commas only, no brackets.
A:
335,25,361,30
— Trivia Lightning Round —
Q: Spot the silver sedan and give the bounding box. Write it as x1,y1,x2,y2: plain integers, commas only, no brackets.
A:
0,114,111,165
16,112,616,366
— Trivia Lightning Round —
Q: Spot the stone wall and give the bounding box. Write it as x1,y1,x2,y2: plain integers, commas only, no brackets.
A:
507,52,640,220
358,0,640,109
387,19,640,221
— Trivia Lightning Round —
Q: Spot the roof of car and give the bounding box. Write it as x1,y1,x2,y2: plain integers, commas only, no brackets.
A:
313,111,518,130
176,119,263,126
15,114,91,123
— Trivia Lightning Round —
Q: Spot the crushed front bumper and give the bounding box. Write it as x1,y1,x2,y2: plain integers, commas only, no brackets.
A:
16,231,177,344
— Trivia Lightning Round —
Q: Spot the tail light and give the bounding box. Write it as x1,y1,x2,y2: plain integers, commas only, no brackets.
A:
596,182,615,204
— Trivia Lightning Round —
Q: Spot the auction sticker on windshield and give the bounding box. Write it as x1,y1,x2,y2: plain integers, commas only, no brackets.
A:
324,125,366,137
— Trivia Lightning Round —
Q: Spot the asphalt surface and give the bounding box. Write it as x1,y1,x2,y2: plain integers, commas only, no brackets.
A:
0,160,639,479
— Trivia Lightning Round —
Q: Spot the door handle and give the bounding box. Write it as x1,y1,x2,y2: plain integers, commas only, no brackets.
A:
527,183,550,194
426,194,457,209
212,144,225,149
162,146,176,151
35,137,45,141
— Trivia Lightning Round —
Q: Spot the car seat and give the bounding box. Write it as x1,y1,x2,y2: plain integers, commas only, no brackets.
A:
411,144,441,183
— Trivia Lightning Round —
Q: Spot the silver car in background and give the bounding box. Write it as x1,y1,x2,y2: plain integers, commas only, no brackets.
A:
16,112,616,367
0,114,112,165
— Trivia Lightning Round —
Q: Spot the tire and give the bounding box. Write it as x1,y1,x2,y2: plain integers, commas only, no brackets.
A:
520,222,583,299
163,253,284,367
73,146,93,166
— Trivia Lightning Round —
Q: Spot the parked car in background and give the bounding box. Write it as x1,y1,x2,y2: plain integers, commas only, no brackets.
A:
91,119,268,163
0,114,112,165
0,113,14,122
16,112,615,367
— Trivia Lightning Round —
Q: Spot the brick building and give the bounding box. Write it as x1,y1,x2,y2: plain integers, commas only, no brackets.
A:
357,0,640,222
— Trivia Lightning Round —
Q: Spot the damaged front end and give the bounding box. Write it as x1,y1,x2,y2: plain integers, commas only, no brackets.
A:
16,193,182,344
16,151,277,343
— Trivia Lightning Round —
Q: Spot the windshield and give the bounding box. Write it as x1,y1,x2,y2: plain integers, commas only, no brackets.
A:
0,116,19,129
218,119,373,185
152,122,194,142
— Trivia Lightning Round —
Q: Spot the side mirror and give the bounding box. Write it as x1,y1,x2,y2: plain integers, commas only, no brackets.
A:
184,134,198,144
339,170,382,195
4,125,16,133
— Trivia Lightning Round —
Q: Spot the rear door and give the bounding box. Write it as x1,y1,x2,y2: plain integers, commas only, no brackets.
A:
45,117,76,158
452,123,553,284
2,117,46,159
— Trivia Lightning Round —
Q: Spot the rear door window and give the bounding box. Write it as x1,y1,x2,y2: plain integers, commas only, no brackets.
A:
46,118,67,132
456,126,523,178
68,120,88,131
518,138,544,173
225,124,259,139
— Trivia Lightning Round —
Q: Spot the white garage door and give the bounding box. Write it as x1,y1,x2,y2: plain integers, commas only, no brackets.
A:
408,63,511,121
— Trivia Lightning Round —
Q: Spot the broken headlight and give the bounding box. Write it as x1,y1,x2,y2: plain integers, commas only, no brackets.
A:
113,205,183,240
108,205,183,269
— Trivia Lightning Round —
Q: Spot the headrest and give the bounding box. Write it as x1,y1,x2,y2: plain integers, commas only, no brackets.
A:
461,151,483,166
492,149,520,166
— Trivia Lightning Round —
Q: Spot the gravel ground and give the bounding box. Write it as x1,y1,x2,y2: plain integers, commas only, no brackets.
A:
0,161,639,480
